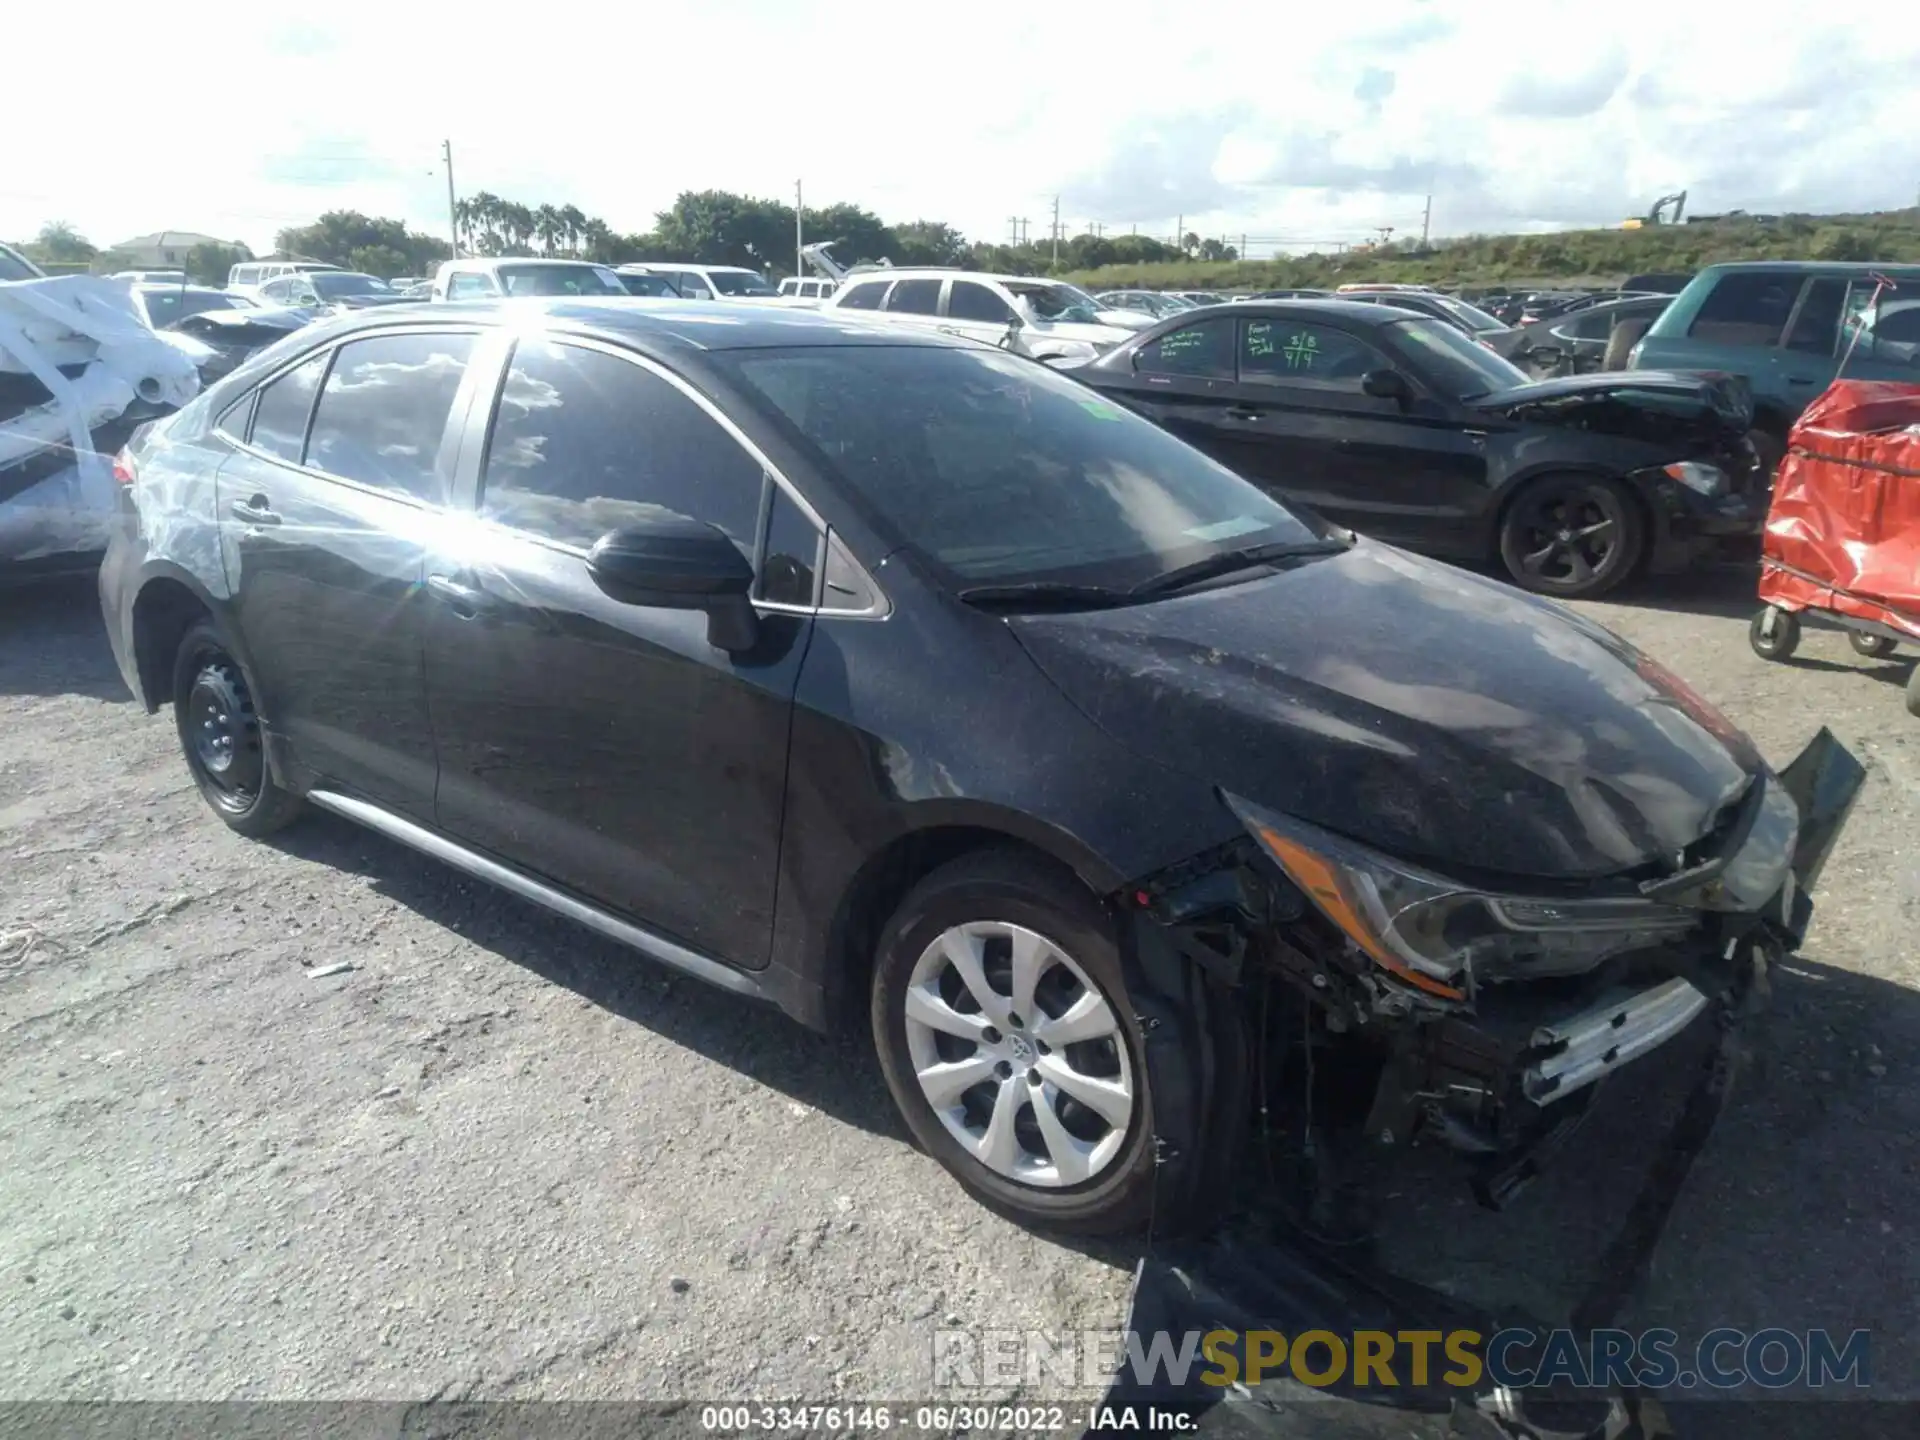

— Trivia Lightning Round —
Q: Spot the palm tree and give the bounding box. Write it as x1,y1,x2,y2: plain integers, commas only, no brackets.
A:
462,192,503,255
557,205,588,257
580,219,614,262
533,205,562,257
501,202,534,255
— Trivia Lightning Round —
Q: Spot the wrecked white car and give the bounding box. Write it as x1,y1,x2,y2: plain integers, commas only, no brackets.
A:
1,262,205,581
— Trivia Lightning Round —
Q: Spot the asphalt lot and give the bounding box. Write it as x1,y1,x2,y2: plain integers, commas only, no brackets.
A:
1,564,1916,1428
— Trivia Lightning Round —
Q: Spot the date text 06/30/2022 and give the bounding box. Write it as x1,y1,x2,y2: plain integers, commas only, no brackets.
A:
699,1404,1191,1433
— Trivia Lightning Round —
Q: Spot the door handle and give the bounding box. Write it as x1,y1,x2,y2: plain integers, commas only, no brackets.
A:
426,573,491,618
229,497,280,525
1224,407,1263,421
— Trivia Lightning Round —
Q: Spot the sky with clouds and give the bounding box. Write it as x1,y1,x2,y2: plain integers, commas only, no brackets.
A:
7,0,1917,259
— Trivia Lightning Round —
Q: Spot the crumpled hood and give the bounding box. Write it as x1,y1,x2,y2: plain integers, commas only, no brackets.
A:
1010,542,1763,881
1474,369,1754,434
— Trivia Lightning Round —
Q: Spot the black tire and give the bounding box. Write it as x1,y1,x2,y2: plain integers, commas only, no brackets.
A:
172,619,303,837
870,850,1158,1235
1848,630,1897,660
1601,317,1651,372
1748,606,1801,661
1498,474,1645,599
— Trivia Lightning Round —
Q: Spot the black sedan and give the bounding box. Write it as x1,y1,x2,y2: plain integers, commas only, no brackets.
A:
100,301,1850,1236
1072,300,1764,598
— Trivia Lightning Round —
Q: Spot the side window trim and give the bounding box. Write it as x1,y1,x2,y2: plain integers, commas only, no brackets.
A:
471,330,883,619
223,327,484,507
468,336,887,622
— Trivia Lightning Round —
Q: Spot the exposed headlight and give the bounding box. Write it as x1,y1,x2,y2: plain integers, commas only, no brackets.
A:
1662,461,1728,497
1223,793,1699,1002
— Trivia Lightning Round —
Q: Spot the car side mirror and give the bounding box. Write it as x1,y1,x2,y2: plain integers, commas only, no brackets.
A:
587,518,758,654
1361,368,1410,402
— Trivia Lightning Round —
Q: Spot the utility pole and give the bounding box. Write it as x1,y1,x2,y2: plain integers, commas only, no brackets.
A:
1008,216,1020,245
1420,194,1432,247
1051,194,1060,264
1240,232,1247,259
795,179,803,279
441,139,459,258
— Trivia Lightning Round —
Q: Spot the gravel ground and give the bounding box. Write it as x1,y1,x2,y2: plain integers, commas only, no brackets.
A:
1,566,1916,1426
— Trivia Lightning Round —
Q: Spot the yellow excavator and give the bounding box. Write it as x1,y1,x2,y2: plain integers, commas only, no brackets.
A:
1621,191,1688,229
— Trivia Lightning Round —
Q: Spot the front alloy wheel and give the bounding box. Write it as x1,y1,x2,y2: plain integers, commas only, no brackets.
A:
903,921,1134,1188
871,851,1157,1234
1499,475,1644,599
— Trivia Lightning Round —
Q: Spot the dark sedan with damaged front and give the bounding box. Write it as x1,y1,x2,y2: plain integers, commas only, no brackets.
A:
100,301,1856,1237
1072,299,1766,598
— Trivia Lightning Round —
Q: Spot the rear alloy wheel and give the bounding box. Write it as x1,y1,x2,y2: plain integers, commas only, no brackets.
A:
871,852,1155,1234
1499,474,1644,599
172,620,304,837
1848,630,1898,660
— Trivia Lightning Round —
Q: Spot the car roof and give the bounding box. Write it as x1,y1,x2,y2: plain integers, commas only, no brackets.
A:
133,283,227,296
1173,299,1431,328
443,257,606,271
1699,260,1920,276
308,297,976,352
839,268,1058,287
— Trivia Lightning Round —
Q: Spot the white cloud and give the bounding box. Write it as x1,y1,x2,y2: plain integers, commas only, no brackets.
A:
5,0,1917,260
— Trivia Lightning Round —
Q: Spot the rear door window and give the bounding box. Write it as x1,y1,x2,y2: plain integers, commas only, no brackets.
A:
1687,271,1803,346
303,332,476,502
247,351,331,463
885,278,943,315
1134,317,1235,379
836,279,892,311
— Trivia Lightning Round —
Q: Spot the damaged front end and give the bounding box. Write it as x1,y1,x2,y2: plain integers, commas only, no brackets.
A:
1125,727,1863,1211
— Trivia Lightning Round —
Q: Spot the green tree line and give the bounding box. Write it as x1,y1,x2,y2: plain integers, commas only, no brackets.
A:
16,201,1919,295
273,190,1192,279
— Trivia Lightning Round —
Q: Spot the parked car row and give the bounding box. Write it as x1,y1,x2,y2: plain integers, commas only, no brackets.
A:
97,294,1858,1235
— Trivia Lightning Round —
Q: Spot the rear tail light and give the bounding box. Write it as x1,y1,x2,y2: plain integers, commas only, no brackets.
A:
112,448,137,486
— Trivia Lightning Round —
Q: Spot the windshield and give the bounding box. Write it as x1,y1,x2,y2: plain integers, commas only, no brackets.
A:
709,270,778,296
139,290,240,326
720,345,1324,591
1386,317,1530,400
498,263,625,297
1011,283,1103,325
1433,295,1507,333
312,273,390,298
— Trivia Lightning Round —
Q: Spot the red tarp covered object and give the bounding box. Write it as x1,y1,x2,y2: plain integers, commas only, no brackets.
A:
1759,380,1920,639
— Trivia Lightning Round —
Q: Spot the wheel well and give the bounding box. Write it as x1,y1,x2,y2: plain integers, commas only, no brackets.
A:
1750,404,1793,442
1493,469,1654,570
823,826,1087,1034
131,579,210,713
